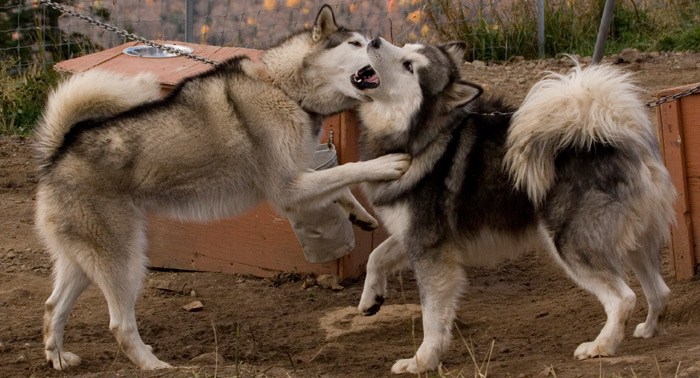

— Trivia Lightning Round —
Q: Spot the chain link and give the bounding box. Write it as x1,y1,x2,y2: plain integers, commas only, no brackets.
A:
38,0,220,66
645,82,700,108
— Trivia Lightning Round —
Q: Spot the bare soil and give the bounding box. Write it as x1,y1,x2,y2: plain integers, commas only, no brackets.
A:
1,53,700,378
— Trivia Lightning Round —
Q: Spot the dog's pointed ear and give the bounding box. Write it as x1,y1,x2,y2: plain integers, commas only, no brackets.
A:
440,41,467,67
442,80,482,113
312,5,339,42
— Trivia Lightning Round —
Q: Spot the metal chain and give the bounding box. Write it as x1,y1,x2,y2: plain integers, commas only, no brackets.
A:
38,0,219,66
645,82,700,108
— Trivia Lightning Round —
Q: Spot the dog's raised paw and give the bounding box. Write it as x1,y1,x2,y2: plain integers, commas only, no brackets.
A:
370,153,411,180
361,295,385,316
348,213,379,231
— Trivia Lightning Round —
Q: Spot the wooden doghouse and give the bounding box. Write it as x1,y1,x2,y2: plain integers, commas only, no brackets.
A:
656,82,700,280
54,41,386,279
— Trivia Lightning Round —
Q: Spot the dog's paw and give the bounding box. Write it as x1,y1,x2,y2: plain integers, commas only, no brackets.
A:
369,153,411,180
348,213,379,231
46,350,81,370
358,295,384,316
574,341,614,360
633,322,665,338
141,359,173,370
391,357,421,374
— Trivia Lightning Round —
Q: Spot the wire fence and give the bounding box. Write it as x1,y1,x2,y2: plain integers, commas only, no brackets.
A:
0,0,693,73
1,0,439,72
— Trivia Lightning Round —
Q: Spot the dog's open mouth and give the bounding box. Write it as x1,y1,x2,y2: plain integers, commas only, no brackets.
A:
351,65,380,90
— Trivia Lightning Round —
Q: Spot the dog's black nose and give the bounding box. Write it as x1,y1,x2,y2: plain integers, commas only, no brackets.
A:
370,37,381,49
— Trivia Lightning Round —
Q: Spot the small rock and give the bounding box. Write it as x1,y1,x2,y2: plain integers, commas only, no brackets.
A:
317,274,341,290
183,300,204,312
472,60,486,68
581,56,592,64
11,258,20,265
628,62,641,72
190,352,228,365
302,276,317,289
512,55,525,63
16,354,25,363
526,62,536,69
331,283,344,291
620,47,639,63
6,250,16,259
149,278,188,294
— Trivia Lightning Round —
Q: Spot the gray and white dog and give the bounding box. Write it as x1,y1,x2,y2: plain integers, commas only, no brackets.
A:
35,7,411,370
350,38,675,374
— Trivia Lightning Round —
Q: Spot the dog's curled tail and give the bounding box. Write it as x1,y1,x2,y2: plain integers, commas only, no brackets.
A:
504,62,657,205
36,70,161,171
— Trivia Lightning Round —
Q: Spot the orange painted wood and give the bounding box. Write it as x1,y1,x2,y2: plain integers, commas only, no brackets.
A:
658,99,696,280
53,42,138,74
54,42,377,279
147,206,338,277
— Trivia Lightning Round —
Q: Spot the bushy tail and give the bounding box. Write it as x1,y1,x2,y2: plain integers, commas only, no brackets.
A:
35,70,161,171
504,62,658,205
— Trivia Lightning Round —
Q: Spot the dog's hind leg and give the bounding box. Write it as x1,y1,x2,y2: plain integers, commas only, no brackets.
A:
538,225,636,360
40,193,170,370
85,213,171,370
391,245,465,374
335,188,378,231
44,254,91,370
627,243,670,338
358,235,409,315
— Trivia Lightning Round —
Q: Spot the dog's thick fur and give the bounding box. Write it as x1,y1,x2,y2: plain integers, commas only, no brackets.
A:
352,38,675,374
35,7,411,370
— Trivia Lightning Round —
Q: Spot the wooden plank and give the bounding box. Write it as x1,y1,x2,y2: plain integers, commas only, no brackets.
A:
659,100,696,280
678,94,700,268
657,82,700,97
53,42,139,74
147,204,338,277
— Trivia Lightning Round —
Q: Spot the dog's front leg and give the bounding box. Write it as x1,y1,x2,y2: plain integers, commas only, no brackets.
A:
392,245,466,375
278,153,410,210
359,235,409,315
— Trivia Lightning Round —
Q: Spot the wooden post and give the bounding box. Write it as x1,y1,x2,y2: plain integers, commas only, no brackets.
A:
658,100,696,279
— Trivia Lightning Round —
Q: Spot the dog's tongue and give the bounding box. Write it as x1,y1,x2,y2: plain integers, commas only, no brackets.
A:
365,73,379,84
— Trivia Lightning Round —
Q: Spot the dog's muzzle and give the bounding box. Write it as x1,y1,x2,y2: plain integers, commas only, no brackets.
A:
351,65,380,90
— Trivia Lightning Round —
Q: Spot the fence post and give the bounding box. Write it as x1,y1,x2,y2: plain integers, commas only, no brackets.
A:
592,0,616,64
537,0,544,58
185,0,193,43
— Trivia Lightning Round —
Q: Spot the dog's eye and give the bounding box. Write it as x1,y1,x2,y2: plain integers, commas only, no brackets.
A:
348,41,362,47
403,61,413,74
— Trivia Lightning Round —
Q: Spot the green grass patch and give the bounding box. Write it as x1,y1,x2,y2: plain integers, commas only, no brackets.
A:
1,61,59,136
424,0,700,61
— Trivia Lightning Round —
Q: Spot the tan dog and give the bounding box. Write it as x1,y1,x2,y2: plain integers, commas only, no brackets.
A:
35,6,410,370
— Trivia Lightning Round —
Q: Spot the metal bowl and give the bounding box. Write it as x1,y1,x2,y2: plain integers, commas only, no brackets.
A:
123,44,194,58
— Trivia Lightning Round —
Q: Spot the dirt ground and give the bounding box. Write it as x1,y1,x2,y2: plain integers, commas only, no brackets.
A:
1,52,700,378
